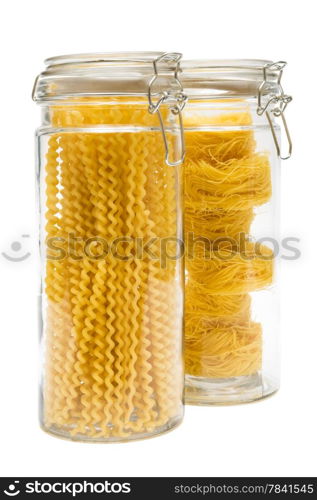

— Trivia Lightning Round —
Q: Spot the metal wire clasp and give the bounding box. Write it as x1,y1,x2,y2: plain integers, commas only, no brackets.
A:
148,52,187,166
257,61,292,160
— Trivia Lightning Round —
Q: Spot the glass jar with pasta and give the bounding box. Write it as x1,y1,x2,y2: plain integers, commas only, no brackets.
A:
181,60,292,404
33,52,185,441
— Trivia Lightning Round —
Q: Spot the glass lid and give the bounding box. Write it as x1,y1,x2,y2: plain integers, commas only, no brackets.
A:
180,59,285,98
32,51,183,102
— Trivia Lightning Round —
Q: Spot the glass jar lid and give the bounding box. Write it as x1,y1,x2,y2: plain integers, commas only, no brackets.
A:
32,51,184,101
181,59,283,99
33,52,187,167
181,59,292,159
32,55,292,160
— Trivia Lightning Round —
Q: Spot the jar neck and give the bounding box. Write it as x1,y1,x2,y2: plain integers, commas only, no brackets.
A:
182,98,271,128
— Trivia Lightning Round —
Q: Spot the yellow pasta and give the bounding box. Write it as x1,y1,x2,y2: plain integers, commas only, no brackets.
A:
183,109,256,163
186,290,251,322
185,207,254,241
184,109,273,381
185,154,272,211
186,241,273,295
185,129,255,164
43,101,183,440
185,317,262,378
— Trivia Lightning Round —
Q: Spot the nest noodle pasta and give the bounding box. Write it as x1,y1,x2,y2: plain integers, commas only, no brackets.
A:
186,291,251,322
43,100,182,439
184,108,256,164
187,241,273,295
185,317,262,378
185,207,254,240
185,155,272,211
184,109,273,379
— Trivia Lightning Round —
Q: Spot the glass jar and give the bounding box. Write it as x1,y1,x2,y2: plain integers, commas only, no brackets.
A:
33,52,185,441
181,60,292,404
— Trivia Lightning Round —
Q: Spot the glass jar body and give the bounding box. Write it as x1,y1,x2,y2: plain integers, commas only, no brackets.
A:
37,98,184,441
183,98,280,404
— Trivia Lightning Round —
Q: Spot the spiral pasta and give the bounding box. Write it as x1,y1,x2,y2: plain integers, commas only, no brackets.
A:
42,100,183,440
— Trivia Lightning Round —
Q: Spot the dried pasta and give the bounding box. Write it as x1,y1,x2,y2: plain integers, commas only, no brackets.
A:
185,290,251,322
184,108,273,380
185,317,262,378
185,155,272,211
42,100,183,440
186,241,273,295
185,207,254,241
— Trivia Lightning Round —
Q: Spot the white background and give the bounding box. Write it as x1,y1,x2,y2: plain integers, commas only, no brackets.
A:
1,0,316,478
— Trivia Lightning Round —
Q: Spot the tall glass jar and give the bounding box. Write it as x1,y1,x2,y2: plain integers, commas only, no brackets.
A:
181,60,292,404
33,52,185,441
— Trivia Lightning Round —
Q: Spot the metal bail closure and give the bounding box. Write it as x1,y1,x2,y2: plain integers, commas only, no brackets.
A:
148,52,187,166
257,61,293,160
